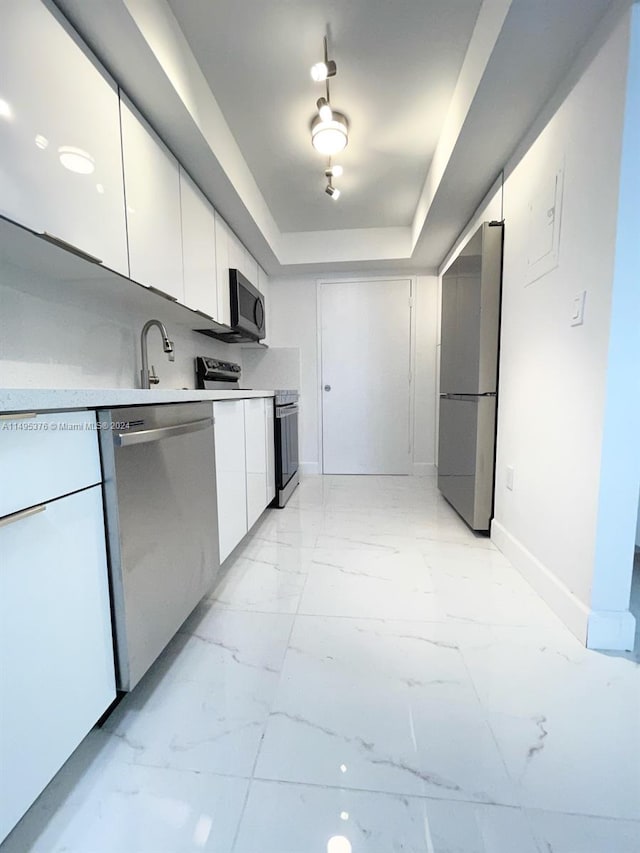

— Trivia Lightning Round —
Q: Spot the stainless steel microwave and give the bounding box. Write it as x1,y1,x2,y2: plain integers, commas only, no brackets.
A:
194,269,266,344
229,269,265,341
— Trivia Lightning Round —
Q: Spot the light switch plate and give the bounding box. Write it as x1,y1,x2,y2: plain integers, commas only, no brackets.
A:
506,466,515,491
571,290,586,326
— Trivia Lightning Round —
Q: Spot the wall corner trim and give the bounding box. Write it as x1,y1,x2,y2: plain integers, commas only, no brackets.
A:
412,463,436,477
300,462,320,476
491,520,591,645
587,610,636,652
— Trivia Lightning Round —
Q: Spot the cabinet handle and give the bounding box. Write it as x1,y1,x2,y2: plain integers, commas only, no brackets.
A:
114,416,213,447
193,308,214,320
0,412,37,420
0,504,46,528
41,232,102,265
148,285,179,302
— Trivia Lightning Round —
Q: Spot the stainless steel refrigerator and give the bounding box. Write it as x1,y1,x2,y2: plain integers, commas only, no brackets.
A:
438,221,503,531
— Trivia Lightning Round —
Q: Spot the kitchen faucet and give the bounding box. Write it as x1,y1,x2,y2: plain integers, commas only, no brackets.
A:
140,319,175,388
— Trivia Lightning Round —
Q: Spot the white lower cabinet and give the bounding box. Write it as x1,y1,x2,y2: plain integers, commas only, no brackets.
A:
0,485,116,842
245,398,268,529
214,397,275,563
213,400,248,562
265,398,276,503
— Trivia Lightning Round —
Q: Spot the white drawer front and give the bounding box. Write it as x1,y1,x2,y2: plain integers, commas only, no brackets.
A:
0,485,116,842
0,410,101,517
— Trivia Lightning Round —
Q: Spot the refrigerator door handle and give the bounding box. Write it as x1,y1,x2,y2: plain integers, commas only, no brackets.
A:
439,392,496,399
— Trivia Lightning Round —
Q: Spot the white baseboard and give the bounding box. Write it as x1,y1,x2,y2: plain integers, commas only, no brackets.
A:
491,520,591,644
300,462,320,476
491,520,636,651
587,610,636,651
412,463,436,477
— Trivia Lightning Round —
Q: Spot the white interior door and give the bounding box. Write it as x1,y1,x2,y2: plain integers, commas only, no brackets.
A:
321,279,412,474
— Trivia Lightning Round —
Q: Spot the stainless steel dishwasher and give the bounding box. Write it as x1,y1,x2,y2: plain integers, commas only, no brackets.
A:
98,403,219,691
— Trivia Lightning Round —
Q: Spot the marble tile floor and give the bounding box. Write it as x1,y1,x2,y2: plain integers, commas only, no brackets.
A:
3,475,639,853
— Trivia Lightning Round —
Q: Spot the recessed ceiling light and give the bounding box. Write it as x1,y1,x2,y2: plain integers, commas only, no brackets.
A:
34,134,49,150
327,837,352,853
58,146,95,175
311,112,348,155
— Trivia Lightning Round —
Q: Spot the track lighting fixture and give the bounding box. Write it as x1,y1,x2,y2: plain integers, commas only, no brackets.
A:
310,59,337,82
309,35,348,199
316,97,333,122
325,164,343,179
311,111,348,155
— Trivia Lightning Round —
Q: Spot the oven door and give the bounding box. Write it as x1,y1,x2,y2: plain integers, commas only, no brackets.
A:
275,403,299,490
229,268,265,340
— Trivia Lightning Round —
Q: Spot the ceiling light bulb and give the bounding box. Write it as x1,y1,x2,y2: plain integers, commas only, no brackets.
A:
317,97,332,122
331,164,343,178
311,111,348,156
325,184,341,200
310,59,337,82
58,146,95,175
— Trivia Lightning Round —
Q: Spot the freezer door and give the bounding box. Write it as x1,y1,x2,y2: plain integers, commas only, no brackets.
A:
437,395,496,531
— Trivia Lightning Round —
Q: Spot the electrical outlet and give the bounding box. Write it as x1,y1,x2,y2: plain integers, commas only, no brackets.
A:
506,466,515,491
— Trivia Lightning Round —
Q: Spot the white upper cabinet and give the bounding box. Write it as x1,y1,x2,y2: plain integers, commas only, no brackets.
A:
243,250,259,287
214,212,232,327
0,0,128,275
120,97,184,302
179,167,218,320
258,265,271,345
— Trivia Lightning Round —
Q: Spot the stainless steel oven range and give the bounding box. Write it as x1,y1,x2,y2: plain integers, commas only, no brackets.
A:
274,390,299,508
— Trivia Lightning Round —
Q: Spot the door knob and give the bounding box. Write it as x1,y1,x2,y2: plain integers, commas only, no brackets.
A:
324,385,331,392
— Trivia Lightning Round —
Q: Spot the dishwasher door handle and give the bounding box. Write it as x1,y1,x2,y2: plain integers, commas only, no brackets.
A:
115,416,213,447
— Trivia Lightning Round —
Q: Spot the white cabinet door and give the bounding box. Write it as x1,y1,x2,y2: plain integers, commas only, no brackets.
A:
265,398,276,504
214,213,231,327
213,401,247,562
0,0,128,275
0,486,116,842
180,168,218,320
245,398,268,529
120,97,184,301
0,410,101,518
258,265,270,346
227,229,245,279
244,250,258,287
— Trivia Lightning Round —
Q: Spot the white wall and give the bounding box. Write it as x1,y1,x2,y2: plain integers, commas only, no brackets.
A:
0,268,240,389
267,274,439,475
442,4,637,649
264,276,319,472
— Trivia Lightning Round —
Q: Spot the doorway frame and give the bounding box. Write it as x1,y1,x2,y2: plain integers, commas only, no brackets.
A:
315,275,417,476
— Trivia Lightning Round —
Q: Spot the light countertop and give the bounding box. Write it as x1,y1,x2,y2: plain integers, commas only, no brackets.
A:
0,388,275,414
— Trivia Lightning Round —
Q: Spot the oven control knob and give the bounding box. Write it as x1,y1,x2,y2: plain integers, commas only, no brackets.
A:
324,385,331,392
